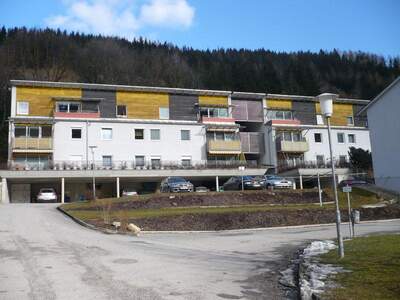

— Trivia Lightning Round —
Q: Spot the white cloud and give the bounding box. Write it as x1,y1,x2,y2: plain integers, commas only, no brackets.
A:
45,0,195,40
139,0,195,28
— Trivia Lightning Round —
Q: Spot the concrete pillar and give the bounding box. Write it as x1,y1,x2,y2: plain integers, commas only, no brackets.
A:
116,177,120,198
299,174,303,190
61,177,65,204
216,176,219,192
1,178,10,204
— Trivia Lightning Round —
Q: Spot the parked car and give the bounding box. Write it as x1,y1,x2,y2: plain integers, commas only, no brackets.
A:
264,175,293,189
339,177,368,187
121,188,138,196
160,177,194,193
195,186,210,193
36,188,58,203
223,176,265,191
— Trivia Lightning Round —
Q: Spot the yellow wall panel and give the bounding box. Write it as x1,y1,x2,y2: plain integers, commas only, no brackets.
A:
198,95,228,106
315,102,354,126
267,99,292,109
116,91,169,119
16,86,81,117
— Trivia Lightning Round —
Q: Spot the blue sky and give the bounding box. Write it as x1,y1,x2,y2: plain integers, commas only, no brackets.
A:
0,0,399,57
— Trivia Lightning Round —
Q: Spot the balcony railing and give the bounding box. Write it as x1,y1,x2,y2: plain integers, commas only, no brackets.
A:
240,132,264,154
277,159,351,173
276,140,309,153
54,109,100,118
207,140,242,154
12,137,53,151
6,159,261,171
201,116,236,124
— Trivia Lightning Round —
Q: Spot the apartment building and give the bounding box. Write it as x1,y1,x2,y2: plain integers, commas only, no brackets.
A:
0,80,371,203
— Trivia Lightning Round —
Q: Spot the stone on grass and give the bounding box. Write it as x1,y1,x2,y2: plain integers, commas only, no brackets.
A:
112,221,121,229
127,223,141,235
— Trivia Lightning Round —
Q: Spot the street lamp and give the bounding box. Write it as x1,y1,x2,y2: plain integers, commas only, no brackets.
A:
317,93,344,258
89,145,97,200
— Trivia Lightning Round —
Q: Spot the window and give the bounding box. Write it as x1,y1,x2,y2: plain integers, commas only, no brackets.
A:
101,128,113,140
339,155,347,165
337,133,344,143
150,129,160,140
181,130,190,140
218,108,229,117
17,102,29,115
314,133,322,143
28,127,39,138
102,156,112,167
316,114,324,125
135,156,145,167
117,105,127,117
181,156,192,167
215,132,224,140
283,132,292,141
159,107,169,120
316,155,325,166
71,128,82,139
57,102,81,113
200,107,229,118
293,132,301,142
134,129,144,140
224,133,235,141
151,157,161,168
14,126,27,137
348,134,356,143
41,126,52,137
347,116,354,126
267,110,293,120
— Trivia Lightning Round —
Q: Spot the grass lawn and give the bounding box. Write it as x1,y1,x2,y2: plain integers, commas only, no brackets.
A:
319,234,400,300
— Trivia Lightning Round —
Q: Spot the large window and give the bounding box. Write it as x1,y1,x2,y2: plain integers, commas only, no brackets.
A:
14,125,51,138
159,107,169,120
134,129,144,140
14,126,27,137
181,130,190,141
267,110,293,120
151,157,161,168
181,156,192,167
347,116,354,126
208,131,237,141
17,102,29,115
101,128,113,140
56,102,81,113
28,127,39,138
150,129,160,140
71,128,82,139
276,131,304,142
200,107,229,118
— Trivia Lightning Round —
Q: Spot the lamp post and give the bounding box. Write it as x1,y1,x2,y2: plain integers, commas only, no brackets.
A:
317,93,344,258
89,145,97,200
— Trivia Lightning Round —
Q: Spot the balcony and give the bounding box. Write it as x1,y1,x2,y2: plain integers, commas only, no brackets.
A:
276,140,309,153
54,110,100,118
12,137,53,152
201,116,236,124
207,140,242,154
240,132,264,154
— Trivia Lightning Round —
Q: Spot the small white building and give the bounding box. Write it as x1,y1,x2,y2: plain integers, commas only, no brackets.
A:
360,77,400,193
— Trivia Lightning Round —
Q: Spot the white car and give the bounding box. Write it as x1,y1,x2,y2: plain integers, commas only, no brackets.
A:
37,188,58,203
264,175,293,189
122,188,138,196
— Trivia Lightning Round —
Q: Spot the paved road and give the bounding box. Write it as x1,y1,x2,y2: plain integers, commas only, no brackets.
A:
0,204,399,300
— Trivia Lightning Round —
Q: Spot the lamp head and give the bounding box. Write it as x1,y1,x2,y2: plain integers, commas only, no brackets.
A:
316,93,338,117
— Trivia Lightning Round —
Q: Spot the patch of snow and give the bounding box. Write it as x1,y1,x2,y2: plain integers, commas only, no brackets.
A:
302,240,336,257
279,267,296,288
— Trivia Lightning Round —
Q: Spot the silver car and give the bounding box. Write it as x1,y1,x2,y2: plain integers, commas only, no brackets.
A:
160,177,194,193
37,188,58,203
264,175,293,189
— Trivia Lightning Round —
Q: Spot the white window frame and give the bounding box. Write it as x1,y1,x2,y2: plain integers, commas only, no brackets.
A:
347,116,354,126
159,107,169,120
181,156,192,167
316,114,324,125
181,130,191,141
337,132,344,144
134,129,144,140
71,127,82,140
135,155,145,167
101,128,113,140
17,102,29,115
348,134,356,144
150,129,160,141
116,105,127,117
102,155,113,167
314,132,322,143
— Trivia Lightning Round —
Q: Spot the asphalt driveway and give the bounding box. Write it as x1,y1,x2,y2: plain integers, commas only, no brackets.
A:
0,204,399,300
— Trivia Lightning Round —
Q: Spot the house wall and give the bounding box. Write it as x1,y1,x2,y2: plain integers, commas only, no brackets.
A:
303,127,371,162
169,94,198,121
315,102,354,126
198,95,228,106
83,89,116,118
52,120,207,164
367,81,400,193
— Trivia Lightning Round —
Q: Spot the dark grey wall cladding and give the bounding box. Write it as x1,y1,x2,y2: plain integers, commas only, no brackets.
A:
82,89,116,118
292,100,316,125
169,94,198,121
353,104,368,127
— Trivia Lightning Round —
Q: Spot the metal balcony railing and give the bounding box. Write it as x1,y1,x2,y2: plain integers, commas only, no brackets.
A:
277,159,351,173
12,137,53,150
276,139,309,153
239,132,264,153
5,159,261,171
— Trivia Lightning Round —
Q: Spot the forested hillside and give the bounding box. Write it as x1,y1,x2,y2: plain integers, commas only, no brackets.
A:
0,27,399,161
